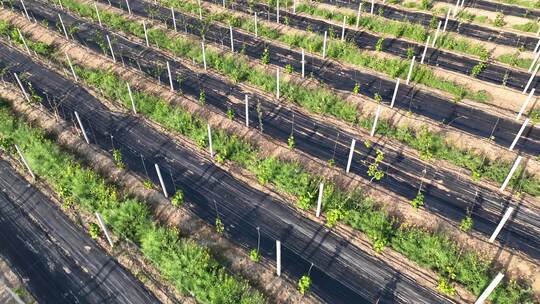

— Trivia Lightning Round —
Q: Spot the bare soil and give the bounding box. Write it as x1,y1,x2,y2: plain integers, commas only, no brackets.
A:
5,6,540,297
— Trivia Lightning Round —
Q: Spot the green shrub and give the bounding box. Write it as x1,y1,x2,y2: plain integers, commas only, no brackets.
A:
171,190,184,207
249,249,261,262
89,222,101,239
297,275,311,295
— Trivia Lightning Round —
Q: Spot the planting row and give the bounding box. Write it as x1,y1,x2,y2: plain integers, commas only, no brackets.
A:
3,12,536,302
284,0,538,50
37,0,540,195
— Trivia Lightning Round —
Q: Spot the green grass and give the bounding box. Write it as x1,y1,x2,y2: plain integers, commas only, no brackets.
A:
5,15,538,300
512,21,540,34
497,53,533,70
0,102,265,303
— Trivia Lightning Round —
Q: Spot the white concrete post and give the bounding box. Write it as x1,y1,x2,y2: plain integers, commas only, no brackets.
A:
533,39,540,54
443,10,450,32
276,0,280,23
276,240,281,276
276,67,280,99
125,0,131,15
197,0,202,20
20,0,30,20
74,111,90,144
154,163,168,197
245,94,249,127
301,48,305,78
166,61,174,91
523,63,540,94
528,50,540,72
370,105,381,136
516,88,535,120
474,273,504,304
432,21,441,47
95,212,114,248
356,3,362,28
229,25,234,52
106,34,116,62
254,12,258,37
207,124,214,158
201,41,207,70
500,156,522,192
406,56,415,85
536,26,540,38
17,29,31,55
127,82,137,114
15,144,35,181
346,138,356,173
421,35,430,64
370,0,374,14
65,52,78,82
293,0,296,13
95,3,102,27
143,21,149,47
509,118,529,151
390,78,400,108
489,207,514,243
322,31,327,58
316,182,324,217
460,0,465,8
452,0,459,17
171,7,177,32
341,16,346,41
222,0,225,7
58,14,68,39
13,73,30,102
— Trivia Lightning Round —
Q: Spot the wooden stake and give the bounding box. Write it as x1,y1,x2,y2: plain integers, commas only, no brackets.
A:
143,21,149,47
516,88,535,120
127,82,137,114
245,94,249,127
432,21,441,47
390,78,400,108
356,3,362,28
370,105,381,136
106,34,116,62
16,29,31,55
316,182,324,217
509,118,529,151
322,31,327,59
406,56,415,85
58,14,68,39
207,124,214,158
474,273,504,304
95,3,102,26
95,212,114,248
276,240,281,276
13,73,30,102
346,138,356,173
421,35,430,64
500,156,522,192
171,7,177,32
15,144,35,181
65,52,78,82
166,61,173,91
154,163,168,197
523,63,539,94
489,207,514,242
201,41,207,70
74,111,90,144
341,16,346,41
